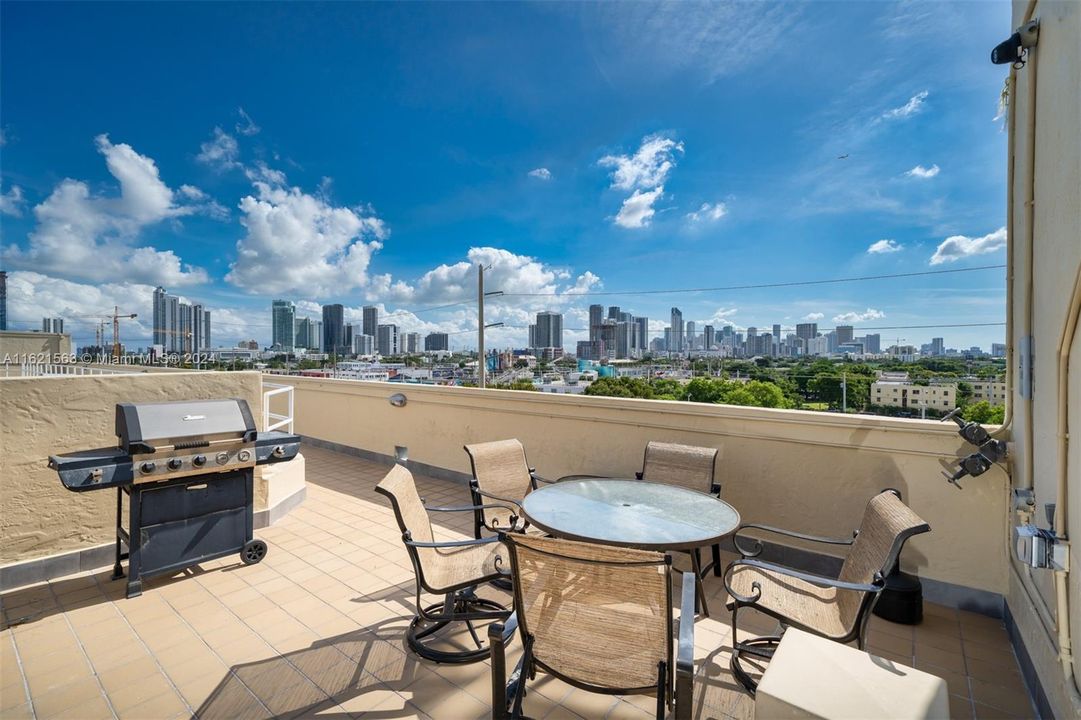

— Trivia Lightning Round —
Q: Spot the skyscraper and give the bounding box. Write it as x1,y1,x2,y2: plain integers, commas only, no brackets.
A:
362,306,378,339
42,318,64,334
425,332,449,352
836,325,855,346
310,320,323,351
404,332,421,354
272,300,296,351
772,324,781,342
796,323,819,341
152,286,169,347
322,304,345,355
589,304,604,342
534,311,563,351
670,308,684,353
746,327,757,356
686,321,696,351
152,286,208,352
634,316,648,354
864,334,881,354
607,306,621,321
704,325,715,351
294,317,312,349
179,303,193,353
377,324,399,356
191,304,205,354
931,337,945,356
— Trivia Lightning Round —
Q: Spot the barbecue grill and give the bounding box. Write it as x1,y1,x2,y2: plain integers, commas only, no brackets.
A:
49,398,301,598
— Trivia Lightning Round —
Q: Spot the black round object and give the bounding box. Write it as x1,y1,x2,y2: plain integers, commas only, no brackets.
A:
873,569,924,625
167,458,182,470
241,539,268,565
192,455,207,467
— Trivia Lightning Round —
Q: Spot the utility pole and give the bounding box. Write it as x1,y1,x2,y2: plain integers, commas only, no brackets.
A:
842,371,847,414
476,264,503,388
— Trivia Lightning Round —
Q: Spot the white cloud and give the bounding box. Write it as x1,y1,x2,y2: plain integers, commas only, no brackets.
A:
0,184,26,217
527,167,552,180
881,90,929,120
802,312,825,321
226,172,388,297
613,186,664,229
832,308,886,324
905,164,940,179
930,227,1007,265
703,307,738,325
235,107,260,136
599,134,683,191
2,135,211,286
196,127,240,170
685,202,728,223
867,239,903,254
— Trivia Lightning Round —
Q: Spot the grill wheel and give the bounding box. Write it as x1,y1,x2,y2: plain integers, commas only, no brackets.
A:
241,539,268,565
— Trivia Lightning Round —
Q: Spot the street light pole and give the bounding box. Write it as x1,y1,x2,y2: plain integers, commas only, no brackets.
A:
478,265,486,388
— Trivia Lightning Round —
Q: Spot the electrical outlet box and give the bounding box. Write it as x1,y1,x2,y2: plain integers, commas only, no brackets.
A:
1014,524,1069,570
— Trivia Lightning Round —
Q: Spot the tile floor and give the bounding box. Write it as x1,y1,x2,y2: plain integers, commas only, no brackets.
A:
0,446,1035,719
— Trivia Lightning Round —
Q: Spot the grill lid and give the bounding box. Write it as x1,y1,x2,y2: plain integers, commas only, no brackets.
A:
116,399,257,452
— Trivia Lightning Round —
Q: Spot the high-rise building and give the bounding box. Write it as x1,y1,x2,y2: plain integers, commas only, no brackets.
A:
0,270,7,330
686,321,696,351
42,318,64,334
294,317,312,349
272,300,296,351
362,306,378,339
425,332,449,352
670,308,684,353
745,327,757,356
992,342,1007,358
404,332,421,354
836,325,854,346
614,321,632,359
344,325,354,354
796,323,819,341
931,337,945,356
703,325,715,351
576,340,604,361
863,334,881,354
191,304,205,354
533,311,563,350
354,334,375,355
322,304,345,355
152,287,169,348
310,320,323,351
607,306,621,321
528,324,536,349
589,304,604,342
772,324,782,342
376,324,399,356
179,303,193,353
634,316,648,354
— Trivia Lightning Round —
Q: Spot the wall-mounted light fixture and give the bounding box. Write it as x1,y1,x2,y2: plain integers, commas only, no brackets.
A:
389,393,407,407
394,446,409,465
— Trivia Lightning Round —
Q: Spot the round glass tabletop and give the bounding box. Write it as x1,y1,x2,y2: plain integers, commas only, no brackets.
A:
521,478,741,550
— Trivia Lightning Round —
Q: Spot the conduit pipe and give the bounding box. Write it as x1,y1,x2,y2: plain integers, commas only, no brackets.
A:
1054,264,1081,693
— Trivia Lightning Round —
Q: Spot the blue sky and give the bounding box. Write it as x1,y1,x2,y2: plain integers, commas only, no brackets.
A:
1,1,1011,351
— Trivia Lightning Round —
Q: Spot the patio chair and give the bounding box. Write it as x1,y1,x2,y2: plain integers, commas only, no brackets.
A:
637,441,721,614
375,463,514,664
464,439,553,538
722,489,931,694
489,534,696,720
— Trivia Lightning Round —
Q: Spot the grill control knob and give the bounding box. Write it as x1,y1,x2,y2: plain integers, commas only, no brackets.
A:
192,455,207,467
215,452,229,465
238,450,252,462
167,458,183,471
139,461,156,475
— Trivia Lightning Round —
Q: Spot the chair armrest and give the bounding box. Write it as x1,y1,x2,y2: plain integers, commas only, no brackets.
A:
404,535,503,549
474,488,525,511
529,472,558,489
425,502,518,514
675,571,695,720
722,558,884,603
733,523,855,558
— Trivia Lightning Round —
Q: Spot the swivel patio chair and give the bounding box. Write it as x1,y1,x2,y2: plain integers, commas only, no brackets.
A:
375,463,514,664
637,441,721,615
489,534,696,720
464,439,553,538
722,489,931,694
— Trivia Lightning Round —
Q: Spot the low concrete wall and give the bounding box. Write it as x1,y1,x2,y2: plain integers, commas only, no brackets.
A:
0,331,73,364
0,371,263,564
285,376,1009,596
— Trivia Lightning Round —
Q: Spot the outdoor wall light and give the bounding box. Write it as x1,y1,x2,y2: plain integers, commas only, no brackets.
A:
394,445,409,465
389,393,407,407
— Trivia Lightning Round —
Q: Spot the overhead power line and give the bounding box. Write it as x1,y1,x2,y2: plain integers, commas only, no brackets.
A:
499,264,1006,298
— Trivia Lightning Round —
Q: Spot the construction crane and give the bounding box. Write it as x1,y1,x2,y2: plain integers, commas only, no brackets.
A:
69,308,138,358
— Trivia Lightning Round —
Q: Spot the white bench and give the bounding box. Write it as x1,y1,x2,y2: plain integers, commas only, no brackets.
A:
754,628,949,719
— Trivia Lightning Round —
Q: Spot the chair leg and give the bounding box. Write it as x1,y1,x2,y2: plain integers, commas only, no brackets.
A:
690,550,710,617
408,589,509,664
712,543,722,577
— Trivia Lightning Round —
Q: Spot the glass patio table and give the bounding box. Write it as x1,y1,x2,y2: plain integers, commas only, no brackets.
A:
520,477,740,551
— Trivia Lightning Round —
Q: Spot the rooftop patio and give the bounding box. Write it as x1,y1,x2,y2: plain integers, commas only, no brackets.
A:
1,445,1032,719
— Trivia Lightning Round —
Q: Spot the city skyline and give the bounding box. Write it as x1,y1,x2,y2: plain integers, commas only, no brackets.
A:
1,3,1010,351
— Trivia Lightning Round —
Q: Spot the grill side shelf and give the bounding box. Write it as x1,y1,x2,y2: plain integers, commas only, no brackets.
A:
254,431,301,464
49,448,133,491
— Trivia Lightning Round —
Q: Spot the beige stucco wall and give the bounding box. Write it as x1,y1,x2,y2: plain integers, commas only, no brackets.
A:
0,371,263,564
284,376,1008,595
1005,0,1081,715
0,331,73,364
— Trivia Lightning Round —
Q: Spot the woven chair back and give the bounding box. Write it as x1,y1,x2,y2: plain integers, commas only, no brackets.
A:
376,464,437,569
837,490,930,628
640,441,718,493
507,534,671,691
465,439,533,529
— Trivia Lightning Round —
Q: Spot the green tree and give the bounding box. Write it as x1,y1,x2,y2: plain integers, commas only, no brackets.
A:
584,377,656,399
961,401,1005,424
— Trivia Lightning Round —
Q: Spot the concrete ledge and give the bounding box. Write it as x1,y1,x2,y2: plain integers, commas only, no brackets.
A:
1006,604,1054,720
299,435,473,485
254,486,307,529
